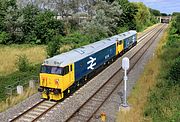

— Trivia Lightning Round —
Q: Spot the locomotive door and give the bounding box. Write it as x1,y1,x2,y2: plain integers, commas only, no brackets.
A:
69,65,72,82
68,64,74,87
116,40,123,55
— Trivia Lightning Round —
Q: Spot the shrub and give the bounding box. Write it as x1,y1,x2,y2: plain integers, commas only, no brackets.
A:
63,32,91,47
46,36,60,57
117,26,129,34
24,33,37,44
16,55,30,72
0,32,10,44
168,57,180,83
175,14,180,34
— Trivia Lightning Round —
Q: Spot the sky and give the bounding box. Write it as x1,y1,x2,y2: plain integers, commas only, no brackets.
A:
128,0,180,14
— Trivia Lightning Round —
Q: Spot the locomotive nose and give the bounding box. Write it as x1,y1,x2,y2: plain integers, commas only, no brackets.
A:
40,73,62,89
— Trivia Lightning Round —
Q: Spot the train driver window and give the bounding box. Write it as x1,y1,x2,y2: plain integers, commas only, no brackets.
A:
118,40,122,45
70,65,72,71
63,66,69,75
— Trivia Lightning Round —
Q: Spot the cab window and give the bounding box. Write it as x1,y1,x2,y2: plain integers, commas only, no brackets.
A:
117,40,122,45
118,40,122,45
70,65,72,71
41,66,63,75
63,66,69,75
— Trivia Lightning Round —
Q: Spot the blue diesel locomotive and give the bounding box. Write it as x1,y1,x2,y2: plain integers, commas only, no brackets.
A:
38,30,137,100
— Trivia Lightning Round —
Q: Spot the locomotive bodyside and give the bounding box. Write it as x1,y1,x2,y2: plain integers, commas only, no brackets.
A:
74,44,116,81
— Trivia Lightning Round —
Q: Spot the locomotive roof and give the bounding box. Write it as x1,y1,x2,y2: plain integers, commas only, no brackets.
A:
43,30,137,67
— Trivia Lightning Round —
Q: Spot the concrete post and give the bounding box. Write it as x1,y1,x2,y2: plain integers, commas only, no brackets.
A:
29,80,35,88
17,85,23,94
160,16,161,23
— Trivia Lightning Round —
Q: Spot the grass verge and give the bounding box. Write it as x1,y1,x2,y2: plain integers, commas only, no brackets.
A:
0,87,37,112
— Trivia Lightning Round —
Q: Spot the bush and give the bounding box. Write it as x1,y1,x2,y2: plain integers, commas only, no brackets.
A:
0,32,10,44
117,26,129,34
24,33,38,44
175,14,180,34
169,57,180,83
16,55,30,72
46,36,61,57
61,32,91,48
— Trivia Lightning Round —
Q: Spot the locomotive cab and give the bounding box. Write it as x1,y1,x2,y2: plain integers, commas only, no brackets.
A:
116,39,124,56
39,64,74,101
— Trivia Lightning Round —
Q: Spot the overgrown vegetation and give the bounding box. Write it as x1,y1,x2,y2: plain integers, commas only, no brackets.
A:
16,55,30,72
0,44,45,75
0,88,37,112
0,63,40,101
144,14,180,122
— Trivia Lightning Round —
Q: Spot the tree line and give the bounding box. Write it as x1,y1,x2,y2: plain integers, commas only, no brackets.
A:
0,0,160,46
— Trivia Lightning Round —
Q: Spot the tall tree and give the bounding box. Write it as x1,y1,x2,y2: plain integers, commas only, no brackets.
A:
161,13,168,16
176,14,180,34
117,0,137,30
0,0,20,43
149,8,161,16
94,0,122,35
133,2,151,31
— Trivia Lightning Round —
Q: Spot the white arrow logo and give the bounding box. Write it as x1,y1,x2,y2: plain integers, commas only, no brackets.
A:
87,57,96,70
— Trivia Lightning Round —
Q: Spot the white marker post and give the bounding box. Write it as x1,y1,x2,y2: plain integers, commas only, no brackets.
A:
122,57,129,107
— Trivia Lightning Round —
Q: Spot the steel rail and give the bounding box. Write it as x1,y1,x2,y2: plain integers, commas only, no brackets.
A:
137,24,161,40
9,100,45,122
9,100,58,122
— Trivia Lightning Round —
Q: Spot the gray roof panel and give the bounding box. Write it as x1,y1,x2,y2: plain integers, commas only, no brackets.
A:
43,30,136,67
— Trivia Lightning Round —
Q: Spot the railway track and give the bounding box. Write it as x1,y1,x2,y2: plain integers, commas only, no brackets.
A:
137,24,162,43
9,100,58,122
65,24,167,122
9,24,165,122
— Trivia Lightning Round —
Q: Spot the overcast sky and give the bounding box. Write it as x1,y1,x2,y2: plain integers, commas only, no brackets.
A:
128,0,180,14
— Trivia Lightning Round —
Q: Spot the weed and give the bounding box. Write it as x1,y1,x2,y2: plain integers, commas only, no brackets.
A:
0,88,37,112
16,55,30,72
